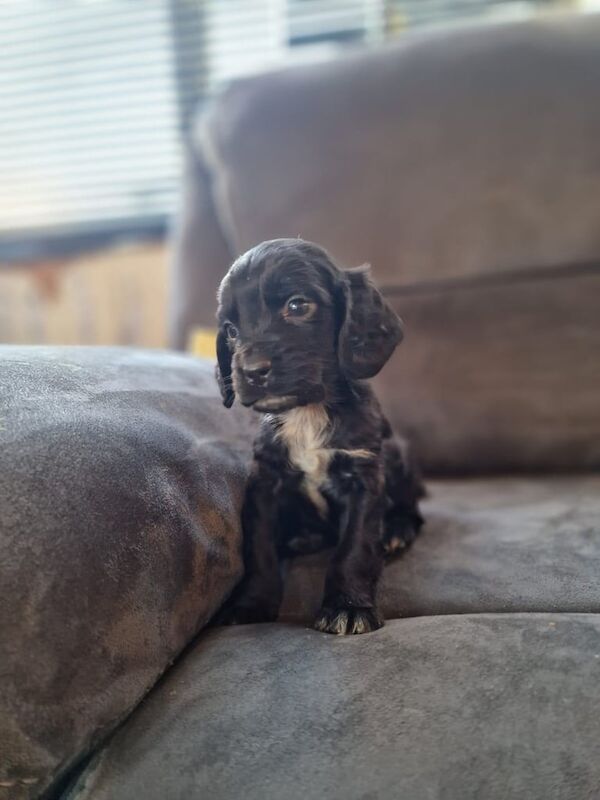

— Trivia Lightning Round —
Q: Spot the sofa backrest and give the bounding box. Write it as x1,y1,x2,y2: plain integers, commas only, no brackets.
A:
171,14,600,474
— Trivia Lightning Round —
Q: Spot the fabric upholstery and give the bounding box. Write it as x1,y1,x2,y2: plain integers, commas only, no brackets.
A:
280,475,600,623
0,346,255,799
66,614,600,800
375,268,600,473
169,145,234,351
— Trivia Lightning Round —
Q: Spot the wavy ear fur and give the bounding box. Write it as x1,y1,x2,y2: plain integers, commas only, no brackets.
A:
216,330,235,408
337,266,403,379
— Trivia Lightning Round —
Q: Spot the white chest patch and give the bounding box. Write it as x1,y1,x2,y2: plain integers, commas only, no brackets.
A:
276,404,331,515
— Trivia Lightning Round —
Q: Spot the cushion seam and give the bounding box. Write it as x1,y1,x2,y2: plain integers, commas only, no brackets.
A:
381,260,600,297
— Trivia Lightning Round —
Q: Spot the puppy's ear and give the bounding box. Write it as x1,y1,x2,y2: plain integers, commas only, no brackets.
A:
337,266,403,379
216,330,235,408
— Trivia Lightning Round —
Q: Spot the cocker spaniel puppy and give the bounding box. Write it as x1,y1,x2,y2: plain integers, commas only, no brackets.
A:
215,239,424,635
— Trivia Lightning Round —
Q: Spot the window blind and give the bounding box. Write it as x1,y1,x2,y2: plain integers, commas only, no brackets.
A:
0,1,181,240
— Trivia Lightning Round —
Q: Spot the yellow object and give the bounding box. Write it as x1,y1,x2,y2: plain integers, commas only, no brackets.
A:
189,327,217,359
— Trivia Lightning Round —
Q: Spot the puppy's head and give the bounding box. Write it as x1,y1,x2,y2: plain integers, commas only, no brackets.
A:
216,239,402,412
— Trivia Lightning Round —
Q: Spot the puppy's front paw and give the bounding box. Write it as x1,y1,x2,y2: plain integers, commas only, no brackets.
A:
213,602,278,627
314,605,383,635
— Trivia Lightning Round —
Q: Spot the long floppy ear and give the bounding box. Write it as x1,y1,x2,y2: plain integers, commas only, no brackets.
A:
215,330,235,408
338,266,404,379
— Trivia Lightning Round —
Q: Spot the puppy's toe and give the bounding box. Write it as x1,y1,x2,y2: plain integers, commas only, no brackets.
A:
314,606,383,635
382,515,422,559
383,534,406,556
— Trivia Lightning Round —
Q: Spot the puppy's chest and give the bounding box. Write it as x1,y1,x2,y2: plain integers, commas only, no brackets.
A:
276,406,333,515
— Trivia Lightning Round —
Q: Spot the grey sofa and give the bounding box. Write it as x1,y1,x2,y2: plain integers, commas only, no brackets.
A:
2,14,600,800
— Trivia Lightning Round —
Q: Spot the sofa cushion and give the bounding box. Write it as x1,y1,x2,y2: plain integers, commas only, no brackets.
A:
280,475,600,623
375,267,600,473
66,614,600,800
207,15,600,285
0,346,255,799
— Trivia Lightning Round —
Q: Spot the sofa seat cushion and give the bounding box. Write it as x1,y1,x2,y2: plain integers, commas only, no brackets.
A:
0,346,255,799
280,475,600,623
66,614,600,800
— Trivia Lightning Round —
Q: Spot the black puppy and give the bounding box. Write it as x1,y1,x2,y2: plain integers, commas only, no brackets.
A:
215,239,424,635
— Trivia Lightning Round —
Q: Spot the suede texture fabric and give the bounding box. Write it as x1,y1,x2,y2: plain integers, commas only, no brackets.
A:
66,615,600,800
376,268,600,473
0,347,256,799
280,476,600,623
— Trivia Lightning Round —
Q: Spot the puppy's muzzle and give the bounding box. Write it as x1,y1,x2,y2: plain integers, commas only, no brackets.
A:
242,358,271,387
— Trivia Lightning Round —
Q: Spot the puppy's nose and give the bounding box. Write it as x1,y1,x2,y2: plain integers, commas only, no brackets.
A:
242,359,271,386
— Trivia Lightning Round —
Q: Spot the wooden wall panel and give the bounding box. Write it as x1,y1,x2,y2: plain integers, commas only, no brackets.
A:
0,243,169,348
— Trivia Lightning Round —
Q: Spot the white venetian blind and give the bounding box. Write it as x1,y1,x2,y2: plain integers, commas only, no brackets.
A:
0,0,181,238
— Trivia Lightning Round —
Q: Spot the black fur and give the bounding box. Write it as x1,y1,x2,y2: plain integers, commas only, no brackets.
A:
214,239,424,635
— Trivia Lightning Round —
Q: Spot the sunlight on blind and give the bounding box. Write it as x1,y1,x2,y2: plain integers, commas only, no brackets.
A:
0,1,180,234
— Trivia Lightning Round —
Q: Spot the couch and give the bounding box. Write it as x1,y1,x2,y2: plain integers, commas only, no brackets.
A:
2,14,600,800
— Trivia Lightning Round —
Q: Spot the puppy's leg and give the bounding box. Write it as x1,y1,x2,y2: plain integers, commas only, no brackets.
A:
314,455,384,635
213,467,282,625
382,435,425,558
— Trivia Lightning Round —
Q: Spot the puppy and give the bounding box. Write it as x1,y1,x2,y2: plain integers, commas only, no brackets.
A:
215,239,424,635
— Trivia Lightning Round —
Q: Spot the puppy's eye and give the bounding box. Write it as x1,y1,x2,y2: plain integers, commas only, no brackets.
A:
224,323,238,340
285,296,314,319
